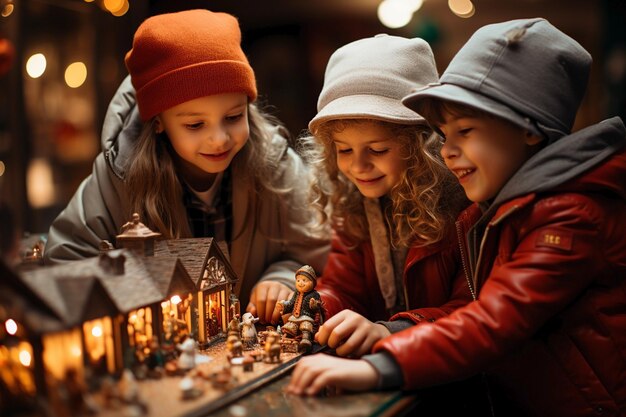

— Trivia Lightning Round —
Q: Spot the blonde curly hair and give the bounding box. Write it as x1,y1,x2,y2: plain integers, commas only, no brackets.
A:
298,119,467,248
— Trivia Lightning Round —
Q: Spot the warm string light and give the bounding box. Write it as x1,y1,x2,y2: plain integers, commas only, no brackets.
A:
1,1,14,18
101,0,129,16
448,0,476,18
19,349,31,367
2,0,130,17
27,158,54,208
26,53,46,78
27,54,89,88
378,0,424,29
65,62,87,88
5,319,18,335
377,0,476,28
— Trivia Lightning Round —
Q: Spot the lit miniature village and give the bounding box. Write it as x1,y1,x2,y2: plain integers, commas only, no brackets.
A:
0,214,323,417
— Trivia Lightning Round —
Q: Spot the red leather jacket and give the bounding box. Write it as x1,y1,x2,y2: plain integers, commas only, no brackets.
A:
316,212,474,323
374,148,626,416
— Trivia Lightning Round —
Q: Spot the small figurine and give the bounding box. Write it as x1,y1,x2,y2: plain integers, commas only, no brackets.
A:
100,376,121,409
211,367,235,390
226,334,243,358
275,265,323,352
145,336,164,378
179,376,202,400
242,355,255,372
176,337,197,372
264,330,281,363
207,307,220,337
227,314,241,337
118,369,148,414
240,312,259,349
62,368,99,415
229,291,241,319
119,213,143,233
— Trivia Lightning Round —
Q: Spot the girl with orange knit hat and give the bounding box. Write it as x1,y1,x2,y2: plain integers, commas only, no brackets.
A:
44,9,330,319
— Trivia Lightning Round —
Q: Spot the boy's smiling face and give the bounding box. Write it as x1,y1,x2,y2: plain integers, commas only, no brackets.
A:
439,113,542,203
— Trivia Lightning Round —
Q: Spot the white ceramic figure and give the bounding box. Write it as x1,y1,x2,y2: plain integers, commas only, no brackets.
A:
240,312,259,348
177,337,197,371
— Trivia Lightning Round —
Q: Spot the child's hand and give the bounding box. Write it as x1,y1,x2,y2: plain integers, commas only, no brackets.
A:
286,353,378,396
315,310,391,358
247,281,292,325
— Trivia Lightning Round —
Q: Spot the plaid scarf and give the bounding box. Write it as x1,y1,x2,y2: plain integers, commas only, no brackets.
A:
182,169,233,246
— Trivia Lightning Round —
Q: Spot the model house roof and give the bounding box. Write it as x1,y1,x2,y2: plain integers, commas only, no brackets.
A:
3,228,239,336
17,249,197,329
155,238,238,290
0,260,64,335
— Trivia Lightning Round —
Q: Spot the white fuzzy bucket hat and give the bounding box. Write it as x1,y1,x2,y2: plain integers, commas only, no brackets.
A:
308,34,439,133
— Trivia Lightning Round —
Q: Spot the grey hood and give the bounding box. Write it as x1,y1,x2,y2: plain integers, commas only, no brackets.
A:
101,76,143,180
488,116,626,213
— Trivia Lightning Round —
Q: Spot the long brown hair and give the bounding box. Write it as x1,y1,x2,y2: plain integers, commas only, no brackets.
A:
126,103,294,238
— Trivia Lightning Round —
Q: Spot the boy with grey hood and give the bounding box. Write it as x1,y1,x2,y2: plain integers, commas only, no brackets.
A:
288,18,626,417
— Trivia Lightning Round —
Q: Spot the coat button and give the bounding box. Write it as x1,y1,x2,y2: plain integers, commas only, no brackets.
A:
594,406,604,414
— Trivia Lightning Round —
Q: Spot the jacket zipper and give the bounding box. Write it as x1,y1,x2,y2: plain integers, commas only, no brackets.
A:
456,221,476,301
473,205,520,288
463,205,520,417
457,221,495,415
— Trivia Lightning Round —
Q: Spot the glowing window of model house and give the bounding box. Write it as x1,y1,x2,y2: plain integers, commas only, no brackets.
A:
182,293,193,332
203,291,224,339
127,307,152,349
83,317,115,373
161,295,190,342
42,328,83,381
0,340,35,396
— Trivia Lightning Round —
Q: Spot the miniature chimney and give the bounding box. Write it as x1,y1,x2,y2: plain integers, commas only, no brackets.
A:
99,251,126,275
115,213,162,257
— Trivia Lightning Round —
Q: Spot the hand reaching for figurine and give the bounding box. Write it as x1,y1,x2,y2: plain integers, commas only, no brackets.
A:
286,353,378,396
314,310,391,358
247,281,292,325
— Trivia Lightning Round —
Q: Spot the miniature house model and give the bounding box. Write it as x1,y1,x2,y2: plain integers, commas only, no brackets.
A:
152,237,239,346
0,215,238,416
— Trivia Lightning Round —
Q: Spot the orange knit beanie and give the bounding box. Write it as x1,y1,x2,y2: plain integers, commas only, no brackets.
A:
125,9,257,121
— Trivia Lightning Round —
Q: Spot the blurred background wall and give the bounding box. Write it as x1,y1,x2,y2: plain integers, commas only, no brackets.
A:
0,0,625,236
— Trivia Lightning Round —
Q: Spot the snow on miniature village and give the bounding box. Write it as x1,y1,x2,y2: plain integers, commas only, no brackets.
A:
92,329,301,417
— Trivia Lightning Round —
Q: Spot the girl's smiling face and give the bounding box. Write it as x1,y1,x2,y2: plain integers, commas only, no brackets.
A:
157,93,249,186
332,121,407,199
